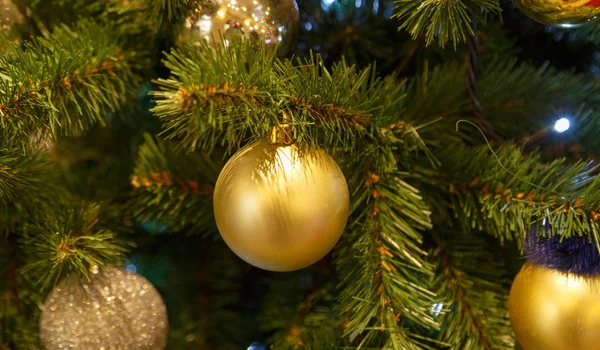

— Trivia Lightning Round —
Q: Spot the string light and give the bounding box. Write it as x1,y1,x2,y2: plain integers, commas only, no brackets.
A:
248,341,267,350
321,0,336,10
554,117,570,133
431,302,444,317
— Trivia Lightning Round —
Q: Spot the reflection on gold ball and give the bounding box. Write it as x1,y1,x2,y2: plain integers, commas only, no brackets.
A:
40,268,168,350
213,139,350,272
509,263,600,350
512,0,600,27
179,0,299,54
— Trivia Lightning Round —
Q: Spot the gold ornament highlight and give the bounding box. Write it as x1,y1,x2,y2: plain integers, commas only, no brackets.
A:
513,0,600,27
509,263,600,350
179,0,300,53
40,267,168,350
213,139,350,272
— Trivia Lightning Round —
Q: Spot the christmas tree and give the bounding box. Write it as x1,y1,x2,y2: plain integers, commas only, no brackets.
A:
3,0,600,348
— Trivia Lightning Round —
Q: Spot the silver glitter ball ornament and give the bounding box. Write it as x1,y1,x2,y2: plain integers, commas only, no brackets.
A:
40,268,168,350
0,0,24,33
179,0,300,54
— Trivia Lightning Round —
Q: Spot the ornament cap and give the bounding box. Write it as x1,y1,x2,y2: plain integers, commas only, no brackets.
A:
270,123,294,145
525,229,600,277
270,110,295,145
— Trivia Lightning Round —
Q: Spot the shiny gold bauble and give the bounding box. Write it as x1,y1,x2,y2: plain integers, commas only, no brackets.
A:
0,0,23,33
213,139,350,272
509,263,600,350
179,0,300,54
40,268,168,349
513,0,600,27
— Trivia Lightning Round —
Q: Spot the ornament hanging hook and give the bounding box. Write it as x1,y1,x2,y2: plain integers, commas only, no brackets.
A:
270,110,294,145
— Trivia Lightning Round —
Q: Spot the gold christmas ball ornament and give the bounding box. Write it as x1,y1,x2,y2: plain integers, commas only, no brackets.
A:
40,267,168,349
513,0,600,27
213,139,350,272
0,0,24,33
179,0,300,54
509,263,600,350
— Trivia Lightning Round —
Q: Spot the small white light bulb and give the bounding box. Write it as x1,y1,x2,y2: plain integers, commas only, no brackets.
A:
554,118,570,133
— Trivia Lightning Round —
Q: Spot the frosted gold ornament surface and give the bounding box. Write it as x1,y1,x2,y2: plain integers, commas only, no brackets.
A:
40,268,168,350
180,0,300,53
509,263,600,350
213,139,350,272
512,0,600,27
0,0,23,33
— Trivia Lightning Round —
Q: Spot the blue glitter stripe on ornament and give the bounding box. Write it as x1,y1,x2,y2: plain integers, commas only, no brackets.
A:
525,228,600,276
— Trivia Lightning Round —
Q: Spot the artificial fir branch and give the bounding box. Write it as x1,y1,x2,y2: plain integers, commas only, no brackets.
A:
336,149,439,348
476,59,600,145
152,41,280,152
0,147,58,236
288,96,372,128
431,143,600,242
3,2,600,347
174,83,264,111
277,56,390,146
20,203,130,291
261,281,342,349
393,0,501,48
466,16,504,145
128,135,217,234
452,174,600,218
0,21,141,137
542,143,596,160
431,232,514,349
142,0,192,25
153,45,414,153
131,172,213,197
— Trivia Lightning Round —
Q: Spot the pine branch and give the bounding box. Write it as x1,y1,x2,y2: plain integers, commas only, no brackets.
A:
431,231,514,349
152,41,281,153
392,0,501,48
0,145,59,236
466,17,504,145
128,134,218,234
19,203,130,292
435,143,600,243
403,62,469,123
396,62,477,150
28,0,108,25
261,280,343,349
336,143,439,349
153,42,419,154
477,57,600,143
0,149,51,204
142,0,191,23
276,56,391,146
0,20,141,138
163,236,250,349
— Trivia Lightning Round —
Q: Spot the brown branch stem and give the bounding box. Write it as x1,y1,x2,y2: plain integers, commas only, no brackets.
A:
466,16,504,145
